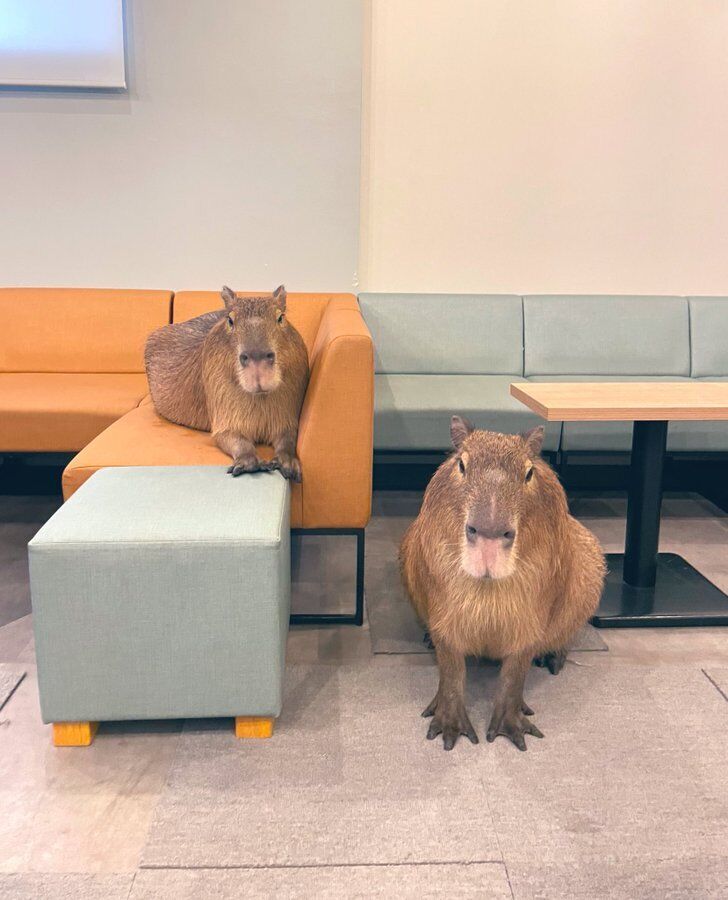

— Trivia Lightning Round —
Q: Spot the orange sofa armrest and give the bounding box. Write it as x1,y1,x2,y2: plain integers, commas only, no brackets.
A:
297,297,374,528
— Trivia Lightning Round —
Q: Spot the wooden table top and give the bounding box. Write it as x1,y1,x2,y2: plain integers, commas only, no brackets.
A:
510,381,728,421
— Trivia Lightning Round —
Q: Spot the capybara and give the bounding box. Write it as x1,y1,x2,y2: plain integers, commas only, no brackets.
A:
400,416,605,751
145,285,309,481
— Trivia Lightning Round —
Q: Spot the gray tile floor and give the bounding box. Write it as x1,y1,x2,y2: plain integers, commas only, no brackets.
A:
0,491,727,899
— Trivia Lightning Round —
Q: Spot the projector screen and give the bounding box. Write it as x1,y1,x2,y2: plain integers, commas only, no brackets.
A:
0,0,126,88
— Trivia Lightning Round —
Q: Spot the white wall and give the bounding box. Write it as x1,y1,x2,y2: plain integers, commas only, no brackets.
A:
0,0,362,291
361,0,728,295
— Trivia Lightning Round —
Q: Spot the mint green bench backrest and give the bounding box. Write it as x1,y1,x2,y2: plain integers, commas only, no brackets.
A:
358,293,523,375
523,295,690,376
689,298,728,377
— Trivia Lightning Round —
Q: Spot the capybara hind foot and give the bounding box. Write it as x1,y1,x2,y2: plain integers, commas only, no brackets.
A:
269,452,302,483
228,454,269,477
422,696,478,751
486,704,544,752
533,648,567,675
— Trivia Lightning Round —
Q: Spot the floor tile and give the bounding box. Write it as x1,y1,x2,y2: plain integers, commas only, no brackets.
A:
0,873,132,900
703,669,728,701
480,660,728,899
0,615,35,664
130,863,512,899
0,665,25,711
142,663,503,868
0,668,181,874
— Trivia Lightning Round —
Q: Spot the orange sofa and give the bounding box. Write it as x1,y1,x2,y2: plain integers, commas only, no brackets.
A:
62,291,374,530
2,287,374,624
0,288,172,451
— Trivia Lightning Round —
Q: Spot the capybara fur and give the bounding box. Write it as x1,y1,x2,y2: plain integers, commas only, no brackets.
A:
145,285,309,481
400,416,605,751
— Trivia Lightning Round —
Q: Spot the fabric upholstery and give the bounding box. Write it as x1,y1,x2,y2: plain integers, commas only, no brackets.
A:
29,467,290,722
0,288,172,373
61,401,303,524
374,374,561,451
358,293,523,374
0,373,149,452
63,296,374,529
523,296,690,377
688,298,728,377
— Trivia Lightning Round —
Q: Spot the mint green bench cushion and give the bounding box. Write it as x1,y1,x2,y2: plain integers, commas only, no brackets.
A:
689,298,728,377
374,374,561,451
523,296,690,377
29,467,290,723
358,293,523,375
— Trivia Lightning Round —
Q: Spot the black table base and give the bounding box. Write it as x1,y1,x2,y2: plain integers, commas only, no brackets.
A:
593,553,728,627
590,419,728,628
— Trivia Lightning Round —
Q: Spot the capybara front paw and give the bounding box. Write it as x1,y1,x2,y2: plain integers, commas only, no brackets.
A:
422,697,478,751
533,648,567,675
228,455,264,477
486,706,543,751
270,454,302,483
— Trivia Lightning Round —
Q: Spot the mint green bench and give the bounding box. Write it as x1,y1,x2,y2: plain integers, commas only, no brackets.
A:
29,466,290,745
358,293,728,454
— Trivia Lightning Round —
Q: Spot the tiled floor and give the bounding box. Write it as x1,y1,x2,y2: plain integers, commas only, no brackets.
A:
0,491,727,899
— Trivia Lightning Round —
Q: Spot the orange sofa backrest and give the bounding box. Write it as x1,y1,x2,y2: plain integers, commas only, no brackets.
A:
0,288,173,373
172,291,355,357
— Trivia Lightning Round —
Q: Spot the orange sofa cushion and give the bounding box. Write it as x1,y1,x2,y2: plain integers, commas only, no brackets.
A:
61,400,304,525
0,288,172,373
0,373,149,452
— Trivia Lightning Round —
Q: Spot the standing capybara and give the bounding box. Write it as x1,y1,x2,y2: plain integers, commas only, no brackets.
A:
400,416,605,751
145,285,309,481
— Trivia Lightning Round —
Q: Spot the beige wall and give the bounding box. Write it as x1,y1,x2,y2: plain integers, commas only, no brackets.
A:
360,0,728,295
0,0,362,291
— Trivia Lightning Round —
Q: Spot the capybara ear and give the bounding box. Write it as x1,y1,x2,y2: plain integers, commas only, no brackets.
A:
221,286,237,309
451,415,474,449
272,284,287,311
522,425,545,458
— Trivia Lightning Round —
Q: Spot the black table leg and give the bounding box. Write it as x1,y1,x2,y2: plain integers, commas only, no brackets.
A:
592,420,728,627
623,420,667,588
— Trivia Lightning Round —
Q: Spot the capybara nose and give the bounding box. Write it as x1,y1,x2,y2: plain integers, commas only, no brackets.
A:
242,349,273,365
466,522,516,543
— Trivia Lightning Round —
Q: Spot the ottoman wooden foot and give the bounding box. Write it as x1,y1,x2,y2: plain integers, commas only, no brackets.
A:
52,721,99,747
235,716,274,739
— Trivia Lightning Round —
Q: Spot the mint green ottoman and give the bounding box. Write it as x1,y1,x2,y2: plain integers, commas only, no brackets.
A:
29,467,290,746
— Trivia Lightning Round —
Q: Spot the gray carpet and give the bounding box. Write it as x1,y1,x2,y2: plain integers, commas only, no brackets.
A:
142,664,502,868
130,864,511,899
0,875,132,900
366,540,607,655
0,496,61,629
0,664,25,712
142,660,728,897
704,668,728,702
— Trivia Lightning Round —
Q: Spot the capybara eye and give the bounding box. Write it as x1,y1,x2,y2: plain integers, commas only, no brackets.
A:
458,458,465,475
525,466,534,483
227,315,233,328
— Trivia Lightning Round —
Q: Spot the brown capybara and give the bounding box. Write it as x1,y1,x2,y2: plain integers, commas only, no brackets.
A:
145,285,309,481
400,415,605,751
